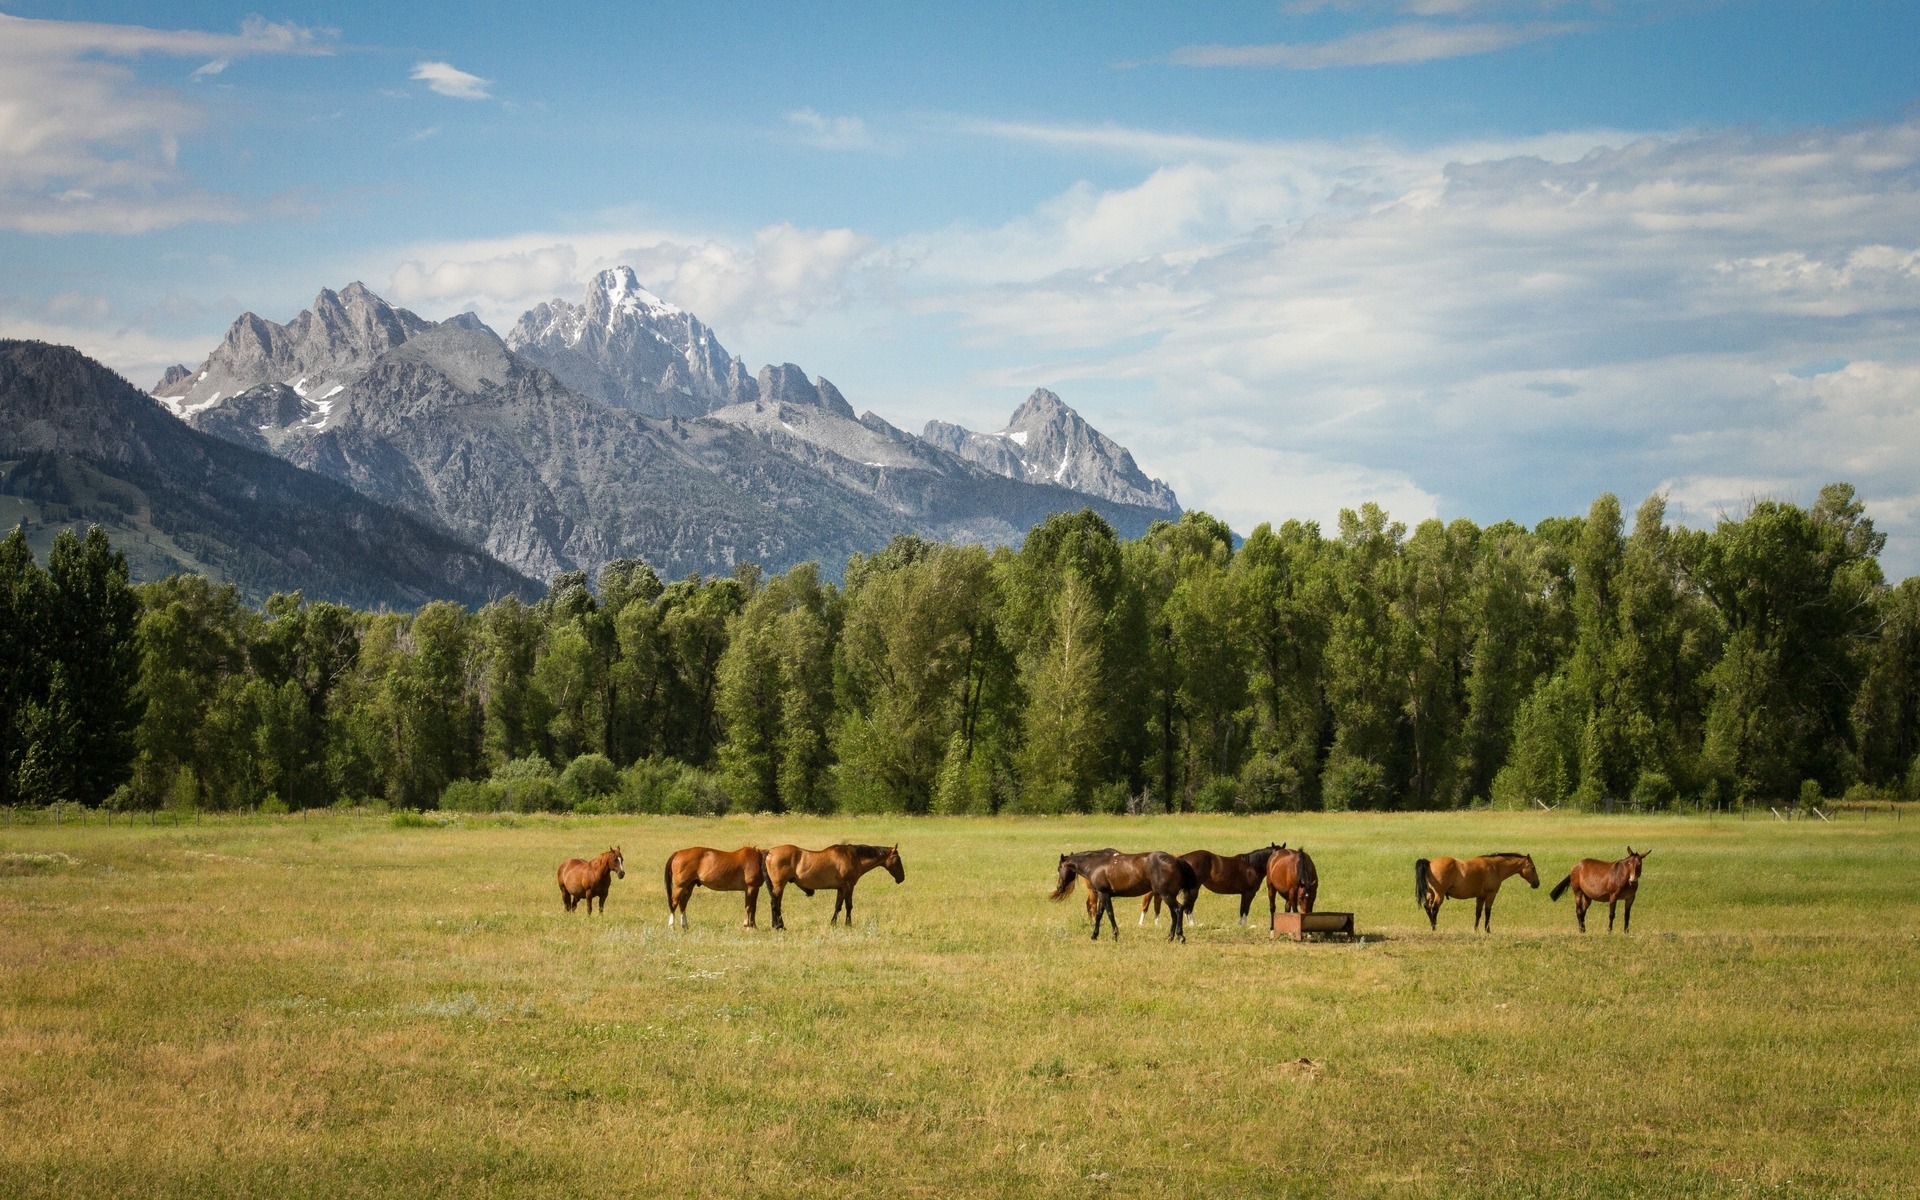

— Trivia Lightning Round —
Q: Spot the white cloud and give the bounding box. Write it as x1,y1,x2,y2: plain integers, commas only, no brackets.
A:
0,13,331,233
411,61,492,101
891,116,1920,569
787,109,873,151
1169,21,1581,68
382,223,874,335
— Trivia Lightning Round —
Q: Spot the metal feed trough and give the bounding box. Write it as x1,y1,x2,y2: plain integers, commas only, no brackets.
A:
1270,911,1356,942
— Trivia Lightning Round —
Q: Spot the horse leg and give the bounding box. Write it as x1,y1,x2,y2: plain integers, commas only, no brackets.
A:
744,884,760,929
1623,895,1634,933
1139,895,1152,927
769,882,785,931
1575,893,1589,933
1474,896,1484,931
1484,896,1494,934
1168,895,1184,943
1427,896,1439,931
1239,891,1253,928
1608,899,1617,932
845,889,855,927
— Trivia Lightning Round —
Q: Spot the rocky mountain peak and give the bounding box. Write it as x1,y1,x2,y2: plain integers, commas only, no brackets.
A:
756,364,855,420
506,267,739,418
921,388,1179,515
153,283,433,415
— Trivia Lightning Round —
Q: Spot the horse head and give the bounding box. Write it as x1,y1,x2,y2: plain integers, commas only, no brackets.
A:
883,843,905,883
1520,854,1540,888
1624,846,1649,885
1049,854,1081,901
609,846,625,879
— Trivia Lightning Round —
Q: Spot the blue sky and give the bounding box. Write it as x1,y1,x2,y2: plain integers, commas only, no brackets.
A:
4,1,1920,571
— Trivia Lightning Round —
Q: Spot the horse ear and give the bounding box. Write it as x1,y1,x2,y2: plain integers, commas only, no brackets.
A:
1639,849,1651,859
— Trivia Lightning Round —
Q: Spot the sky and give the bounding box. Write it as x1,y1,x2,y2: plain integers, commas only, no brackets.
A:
3,1,1919,573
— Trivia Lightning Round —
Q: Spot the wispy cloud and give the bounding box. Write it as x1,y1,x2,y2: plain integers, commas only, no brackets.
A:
0,13,334,234
787,109,873,151
411,61,492,101
1170,21,1582,68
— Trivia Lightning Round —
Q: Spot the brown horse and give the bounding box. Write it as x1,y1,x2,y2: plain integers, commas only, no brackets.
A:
1140,845,1284,928
1549,847,1649,932
1266,846,1319,931
557,846,624,914
1414,852,1539,932
764,843,905,930
664,845,767,929
1051,850,1198,942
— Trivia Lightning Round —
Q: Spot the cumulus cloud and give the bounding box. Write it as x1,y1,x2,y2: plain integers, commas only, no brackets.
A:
411,61,492,100
1169,21,1581,68
787,109,873,151
900,116,1920,569
0,13,332,233
383,224,874,335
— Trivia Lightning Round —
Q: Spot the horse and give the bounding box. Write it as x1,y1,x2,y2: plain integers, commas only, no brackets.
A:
664,845,767,929
1050,850,1198,943
1549,847,1650,933
557,846,624,915
764,843,905,930
1266,846,1319,933
1140,845,1284,928
1414,852,1539,932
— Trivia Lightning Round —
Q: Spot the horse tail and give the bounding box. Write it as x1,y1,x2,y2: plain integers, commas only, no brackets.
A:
1414,858,1431,907
1176,856,1201,913
663,858,674,907
1549,874,1572,902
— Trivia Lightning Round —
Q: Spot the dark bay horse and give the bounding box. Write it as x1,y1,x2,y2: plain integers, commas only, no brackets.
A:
665,845,767,929
1266,846,1319,930
1550,847,1649,932
1140,845,1283,928
557,846,624,915
1051,850,1198,943
1415,852,1539,932
764,843,904,930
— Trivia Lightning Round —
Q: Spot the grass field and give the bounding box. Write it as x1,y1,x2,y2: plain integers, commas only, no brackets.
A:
3,810,1918,1198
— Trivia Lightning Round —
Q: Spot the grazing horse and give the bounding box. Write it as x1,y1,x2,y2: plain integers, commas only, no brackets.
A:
1266,846,1319,931
1140,845,1283,928
1550,847,1650,933
764,843,905,930
557,846,624,915
1051,850,1197,943
1414,852,1539,932
664,845,767,929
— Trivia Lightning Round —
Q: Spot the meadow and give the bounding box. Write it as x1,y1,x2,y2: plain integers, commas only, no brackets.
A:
2,810,1917,1199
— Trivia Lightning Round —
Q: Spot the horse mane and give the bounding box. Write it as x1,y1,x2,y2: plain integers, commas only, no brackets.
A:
849,843,889,858
1482,852,1531,862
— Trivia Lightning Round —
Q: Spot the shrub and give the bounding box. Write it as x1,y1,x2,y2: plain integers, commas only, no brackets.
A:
560,753,618,807
440,779,501,813
1321,755,1386,812
612,758,732,816
1091,779,1133,815
1239,754,1301,813
490,755,564,813
1798,779,1824,809
1194,775,1242,814
1631,771,1675,810
258,792,289,815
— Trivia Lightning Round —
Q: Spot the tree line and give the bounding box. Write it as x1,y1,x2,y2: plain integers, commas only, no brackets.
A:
4,484,1918,815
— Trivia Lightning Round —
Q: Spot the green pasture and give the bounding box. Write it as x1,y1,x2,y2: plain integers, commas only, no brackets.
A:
2,811,1917,1198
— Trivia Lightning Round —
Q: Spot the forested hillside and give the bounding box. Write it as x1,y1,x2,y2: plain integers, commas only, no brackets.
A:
5,485,1917,814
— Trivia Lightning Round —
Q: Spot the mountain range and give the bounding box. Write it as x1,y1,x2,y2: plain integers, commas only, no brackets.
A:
146,270,1182,581
11,268,1183,599
0,340,539,608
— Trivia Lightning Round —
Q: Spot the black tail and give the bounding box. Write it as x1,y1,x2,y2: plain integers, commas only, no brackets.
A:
663,859,673,908
1414,858,1431,907
1176,857,1201,912
1549,874,1571,901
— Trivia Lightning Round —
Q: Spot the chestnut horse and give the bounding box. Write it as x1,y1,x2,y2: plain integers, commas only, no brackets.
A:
664,845,767,929
764,843,905,930
1414,853,1539,932
1266,846,1319,931
1051,850,1198,943
1140,845,1284,928
557,846,624,914
1549,847,1650,932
